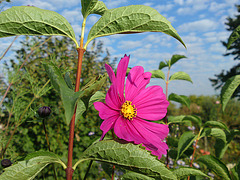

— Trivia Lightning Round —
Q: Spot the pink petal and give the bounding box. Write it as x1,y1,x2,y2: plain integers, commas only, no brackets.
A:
116,55,130,101
125,66,152,101
93,102,119,120
100,114,119,139
105,85,122,110
133,86,169,120
105,64,116,84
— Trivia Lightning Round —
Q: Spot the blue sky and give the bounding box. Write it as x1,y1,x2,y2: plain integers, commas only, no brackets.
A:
0,0,239,97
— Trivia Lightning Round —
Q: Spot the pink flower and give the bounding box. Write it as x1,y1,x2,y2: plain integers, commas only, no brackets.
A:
94,55,169,159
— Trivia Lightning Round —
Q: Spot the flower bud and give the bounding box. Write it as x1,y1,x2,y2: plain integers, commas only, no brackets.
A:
37,106,51,118
1,159,12,168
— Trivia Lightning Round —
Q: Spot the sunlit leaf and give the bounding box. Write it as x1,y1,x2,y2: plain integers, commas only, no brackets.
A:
200,128,227,143
169,71,193,83
122,172,155,180
231,160,240,180
74,140,177,179
0,152,66,180
227,25,240,49
0,6,78,47
150,69,165,80
85,5,185,49
169,55,187,68
168,93,191,108
172,168,209,179
81,0,107,18
197,155,231,180
177,131,197,160
204,121,229,132
158,61,168,70
220,75,240,111
168,115,201,127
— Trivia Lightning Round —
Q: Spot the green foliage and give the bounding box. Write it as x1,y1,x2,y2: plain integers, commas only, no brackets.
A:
85,5,185,48
227,25,240,49
122,172,155,180
0,6,78,47
159,55,186,70
197,155,231,180
171,168,209,179
231,159,240,180
168,93,191,108
177,131,197,160
0,152,66,179
81,0,107,18
221,75,240,111
150,69,165,80
169,71,193,83
75,139,177,180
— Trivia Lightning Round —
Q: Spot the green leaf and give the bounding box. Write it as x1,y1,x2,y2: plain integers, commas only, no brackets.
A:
122,172,155,180
159,61,168,70
90,1,108,16
0,6,78,47
197,155,231,180
200,128,227,143
204,121,229,132
227,25,240,49
150,70,165,80
85,5,185,49
43,62,82,124
169,71,193,83
172,168,209,179
169,55,187,68
75,99,86,123
81,0,107,18
220,75,240,111
88,91,106,107
168,93,191,108
74,140,177,180
168,115,202,127
64,72,74,90
177,131,197,160
231,160,240,180
0,151,66,180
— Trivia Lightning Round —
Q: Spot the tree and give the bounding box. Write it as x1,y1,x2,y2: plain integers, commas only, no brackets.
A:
210,5,240,99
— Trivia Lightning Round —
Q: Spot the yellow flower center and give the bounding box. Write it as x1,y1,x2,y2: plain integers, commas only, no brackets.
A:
120,101,137,120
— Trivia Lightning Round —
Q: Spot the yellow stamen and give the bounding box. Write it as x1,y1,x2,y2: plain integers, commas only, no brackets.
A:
120,101,137,120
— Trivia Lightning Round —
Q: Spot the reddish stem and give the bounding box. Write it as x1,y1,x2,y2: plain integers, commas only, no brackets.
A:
66,48,85,180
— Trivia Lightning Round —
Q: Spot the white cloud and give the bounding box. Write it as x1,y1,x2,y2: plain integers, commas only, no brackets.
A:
209,2,227,12
103,0,127,9
118,40,142,50
154,4,174,13
177,19,219,32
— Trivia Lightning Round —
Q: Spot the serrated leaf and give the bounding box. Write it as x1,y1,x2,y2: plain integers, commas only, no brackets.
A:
227,25,240,49
81,0,107,18
172,168,209,179
0,151,66,180
168,93,191,108
0,6,78,47
75,99,86,124
220,75,240,111
197,155,231,180
200,128,227,143
177,131,197,160
169,71,193,83
122,172,155,180
150,70,165,80
74,140,177,180
85,5,185,49
204,121,229,132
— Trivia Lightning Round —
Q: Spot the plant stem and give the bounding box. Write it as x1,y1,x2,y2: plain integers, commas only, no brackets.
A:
42,119,58,180
66,47,85,180
0,36,18,61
